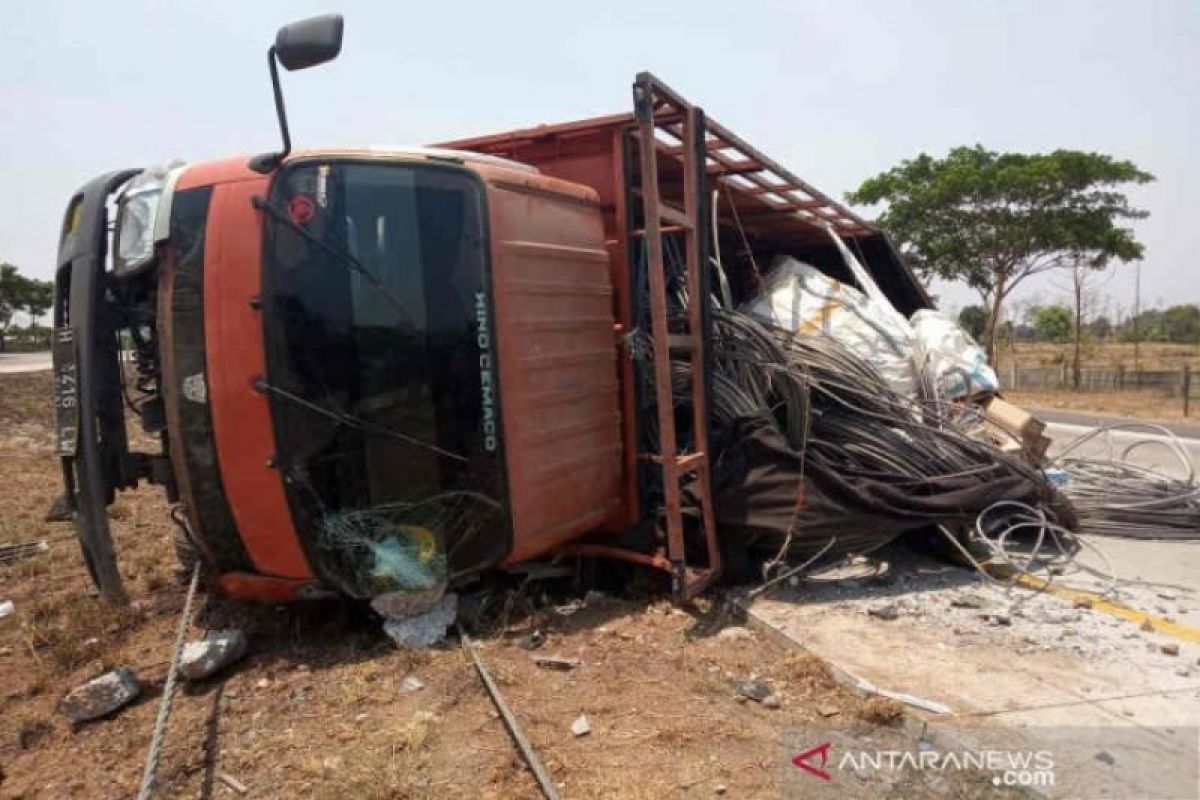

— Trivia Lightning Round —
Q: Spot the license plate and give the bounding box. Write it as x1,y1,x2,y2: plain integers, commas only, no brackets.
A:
53,326,79,456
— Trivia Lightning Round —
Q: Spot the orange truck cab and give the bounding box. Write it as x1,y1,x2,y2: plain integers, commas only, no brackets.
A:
55,145,626,604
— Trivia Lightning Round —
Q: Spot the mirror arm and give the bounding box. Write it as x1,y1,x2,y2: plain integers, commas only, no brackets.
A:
249,46,291,175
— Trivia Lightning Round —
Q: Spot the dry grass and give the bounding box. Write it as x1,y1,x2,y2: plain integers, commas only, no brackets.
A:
1006,388,1194,424
20,592,137,673
0,370,925,799
986,342,1200,424
310,713,443,800
776,649,836,686
995,341,1199,370
855,695,906,725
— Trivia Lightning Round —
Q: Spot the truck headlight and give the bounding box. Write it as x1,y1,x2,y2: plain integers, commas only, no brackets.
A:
114,161,186,277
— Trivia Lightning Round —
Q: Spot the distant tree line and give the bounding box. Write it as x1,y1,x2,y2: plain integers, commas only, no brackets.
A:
0,262,53,352
1116,305,1200,344
957,302,1200,346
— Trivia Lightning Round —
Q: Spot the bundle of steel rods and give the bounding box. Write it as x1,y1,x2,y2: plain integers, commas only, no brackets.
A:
1052,424,1200,540
628,238,1072,564
707,308,1049,481
666,307,1068,561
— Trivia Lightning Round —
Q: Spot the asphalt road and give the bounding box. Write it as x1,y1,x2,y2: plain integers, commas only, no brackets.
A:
0,351,51,374
1044,419,1200,480
1034,405,1200,439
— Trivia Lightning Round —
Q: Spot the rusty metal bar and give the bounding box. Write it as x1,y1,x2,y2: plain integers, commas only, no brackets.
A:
707,156,760,175
704,114,873,230
657,202,693,230
746,184,805,197
613,128,641,529
655,98,869,231
663,138,727,157
460,626,562,800
631,72,723,602
633,78,688,596
630,224,687,238
439,74,874,237
556,542,672,571
681,102,722,593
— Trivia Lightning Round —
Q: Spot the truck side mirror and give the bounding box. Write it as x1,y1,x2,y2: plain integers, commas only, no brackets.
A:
249,14,344,174
275,14,344,71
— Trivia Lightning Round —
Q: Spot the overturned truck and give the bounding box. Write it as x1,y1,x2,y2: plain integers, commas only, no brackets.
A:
52,14,1064,609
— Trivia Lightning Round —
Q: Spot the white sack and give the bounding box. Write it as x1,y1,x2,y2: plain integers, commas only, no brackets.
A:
741,255,918,397
909,309,999,399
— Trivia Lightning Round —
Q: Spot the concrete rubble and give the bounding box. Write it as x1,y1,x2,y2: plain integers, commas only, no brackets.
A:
737,679,771,702
715,626,754,642
381,593,457,648
760,544,1198,710
58,667,140,722
217,772,248,795
370,586,447,621
866,602,900,620
179,629,248,681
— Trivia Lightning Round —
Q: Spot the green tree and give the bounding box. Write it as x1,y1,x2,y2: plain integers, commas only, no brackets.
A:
25,278,53,327
0,262,33,352
957,305,988,341
0,263,52,352
1115,307,1200,344
1031,305,1072,343
847,146,1153,363
1088,315,1113,341
1161,305,1200,344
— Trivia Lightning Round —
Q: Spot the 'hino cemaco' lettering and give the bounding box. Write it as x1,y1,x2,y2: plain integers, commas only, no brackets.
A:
475,291,498,451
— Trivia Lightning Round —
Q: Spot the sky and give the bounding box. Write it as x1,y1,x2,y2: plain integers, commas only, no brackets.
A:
2,0,1197,320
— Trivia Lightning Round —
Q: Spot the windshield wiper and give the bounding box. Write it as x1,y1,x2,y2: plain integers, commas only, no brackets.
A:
254,379,467,464
252,195,416,322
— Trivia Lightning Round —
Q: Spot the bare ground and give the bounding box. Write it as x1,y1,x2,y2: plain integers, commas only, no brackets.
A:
0,371,928,799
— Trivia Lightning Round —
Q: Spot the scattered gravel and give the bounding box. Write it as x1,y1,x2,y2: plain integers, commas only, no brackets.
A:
793,549,1195,682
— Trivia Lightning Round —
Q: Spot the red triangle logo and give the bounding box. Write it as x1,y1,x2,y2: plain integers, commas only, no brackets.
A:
792,741,833,781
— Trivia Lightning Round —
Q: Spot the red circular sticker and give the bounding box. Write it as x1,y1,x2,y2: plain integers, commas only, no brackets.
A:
288,194,316,225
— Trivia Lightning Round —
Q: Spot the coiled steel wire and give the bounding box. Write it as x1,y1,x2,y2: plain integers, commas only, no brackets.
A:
1052,424,1200,540
673,307,1064,562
